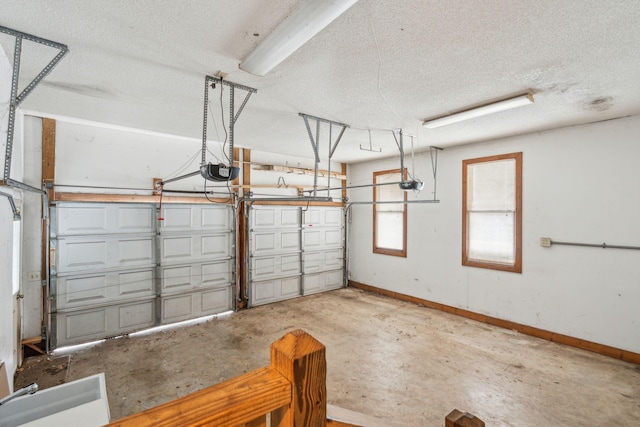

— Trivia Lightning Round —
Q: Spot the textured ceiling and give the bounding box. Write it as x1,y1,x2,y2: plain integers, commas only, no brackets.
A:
2,0,640,163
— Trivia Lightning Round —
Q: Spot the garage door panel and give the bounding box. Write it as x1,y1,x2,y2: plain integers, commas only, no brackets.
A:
325,249,344,269
59,275,107,307
56,269,155,310
162,293,193,321
202,261,231,286
302,252,323,274
160,261,232,294
201,287,232,312
252,231,300,255
325,229,343,247
303,250,343,273
56,203,155,236
160,205,232,232
55,299,156,346
58,206,108,235
64,309,107,340
252,207,300,229
303,229,343,249
303,207,344,227
161,206,193,229
162,236,193,260
162,265,193,291
117,206,155,231
119,270,155,296
57,237,155,274
58,240,108,272
160,233,232,264
251,254,301,281
201,206,231,229
160,286,232,324
303,269,344,295
202,234,232,257
251,276,301,306
118,238,154,264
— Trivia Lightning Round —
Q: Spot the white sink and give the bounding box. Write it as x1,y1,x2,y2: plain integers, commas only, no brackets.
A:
0,373,110,427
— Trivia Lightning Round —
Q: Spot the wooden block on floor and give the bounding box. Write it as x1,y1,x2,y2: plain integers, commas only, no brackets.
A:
445,409,485,427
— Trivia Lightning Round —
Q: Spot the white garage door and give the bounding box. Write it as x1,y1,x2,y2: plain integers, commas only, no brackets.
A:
248,205,344,306
301,207,345,295
49,202,234,347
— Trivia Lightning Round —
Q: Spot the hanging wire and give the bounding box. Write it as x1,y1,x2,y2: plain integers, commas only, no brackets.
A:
163,149,201,181
369,13,403,124
430,146,439,200
409,133,417,181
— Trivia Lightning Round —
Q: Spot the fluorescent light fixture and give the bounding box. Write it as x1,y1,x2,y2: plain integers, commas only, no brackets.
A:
422,93,534,129
240,0,359,76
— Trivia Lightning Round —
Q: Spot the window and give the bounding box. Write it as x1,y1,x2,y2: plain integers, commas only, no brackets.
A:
463,152,522,272
373,169,407,257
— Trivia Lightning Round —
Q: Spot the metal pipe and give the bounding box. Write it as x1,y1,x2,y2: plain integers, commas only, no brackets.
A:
347,199,439,206
0,383,38,405
304,180,406,193
0,190,20,219
242,196,334,203
5,178,46,194
550,240,640,251
159,169,201,186
44,200,51,353
298,113,349,128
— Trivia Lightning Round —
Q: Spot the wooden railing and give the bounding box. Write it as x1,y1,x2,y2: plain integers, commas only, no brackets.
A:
107,329,484,427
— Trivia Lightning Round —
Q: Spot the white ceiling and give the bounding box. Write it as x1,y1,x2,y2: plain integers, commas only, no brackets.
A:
2,0,640,163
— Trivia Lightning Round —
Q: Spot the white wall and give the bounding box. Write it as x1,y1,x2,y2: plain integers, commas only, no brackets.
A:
0,196,18,391
21,117,43,339
348,115,640,354
0,44,18,389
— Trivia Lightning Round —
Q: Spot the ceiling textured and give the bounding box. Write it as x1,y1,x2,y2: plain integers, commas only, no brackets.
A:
2,0,640,163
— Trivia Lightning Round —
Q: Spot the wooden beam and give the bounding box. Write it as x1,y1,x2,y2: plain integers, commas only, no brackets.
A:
242,148,251,193
42,118,56,331
107,367,291,427
232,147,241,186
270,330,327,427
251,200,343,207
42,118,56,197
54,192,231,204
152,178,162,196
349,281,640,365
237,149,250,309
253,164,346,180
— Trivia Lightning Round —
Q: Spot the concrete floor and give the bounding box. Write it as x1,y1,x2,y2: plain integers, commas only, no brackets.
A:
15,288,640,426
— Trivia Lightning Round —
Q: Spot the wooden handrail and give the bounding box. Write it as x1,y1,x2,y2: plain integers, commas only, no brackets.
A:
107,329,326,427
106,329,483,427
